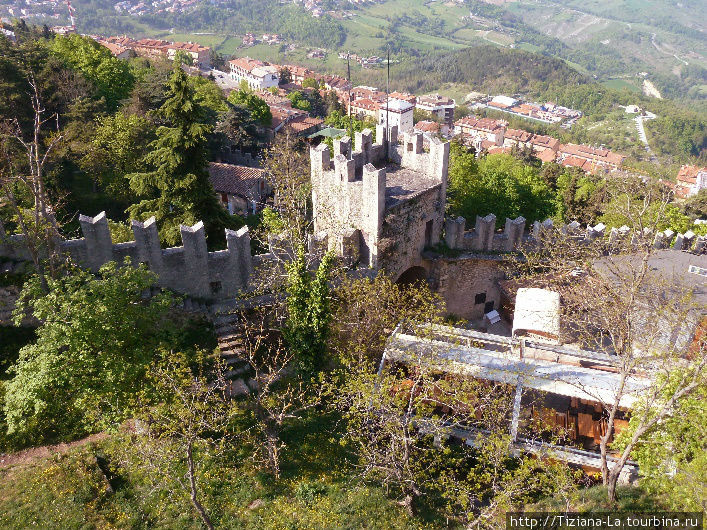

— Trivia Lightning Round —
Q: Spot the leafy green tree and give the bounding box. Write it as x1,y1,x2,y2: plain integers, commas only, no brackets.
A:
173,49,194,66
189,75,227,125
283,246,334,378
287,90,311,112
447,144,555,226
80,111,154,201
3,261,178,443
51,34,134,109
227,88,272,126
127,66,238,246
301,77,318,89
620,376,706,511
278,66,291,85
129,352,235,530
214,102,261,153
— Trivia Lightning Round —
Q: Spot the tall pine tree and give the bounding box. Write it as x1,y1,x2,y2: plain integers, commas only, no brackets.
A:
128,66,238,246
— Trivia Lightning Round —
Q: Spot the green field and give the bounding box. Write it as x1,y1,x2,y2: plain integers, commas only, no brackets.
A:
602,78,642,93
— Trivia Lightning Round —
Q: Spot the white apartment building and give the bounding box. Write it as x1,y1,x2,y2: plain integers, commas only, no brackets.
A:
229,57,279,90
378,99,414,133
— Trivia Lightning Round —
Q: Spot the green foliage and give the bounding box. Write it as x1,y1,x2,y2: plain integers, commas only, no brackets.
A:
324,110,377,147
447,144,555,226
80,111,153,202
283,247,334,378
227,88,272,126
173,49,194,66
189,74,228,124
107,219,134,243
600,197,707,236
301,77,319,90
3,261,178,443
0,415,430,529
50,34,134,109
615,374,706,511
260,207,286,235
287,90,311,112
127,66,239,246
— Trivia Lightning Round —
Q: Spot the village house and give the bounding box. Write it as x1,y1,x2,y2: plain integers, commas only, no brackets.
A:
99,40,133,59
674,165,707,199
99,36,210,68
229,57,279,90
208,162,269,216
388,91,417,106
349,98,380,120
503,130,560,154
557,143,625,172
166,41,210,68
350,85,387,103
454,116,507,146
416,94,456,126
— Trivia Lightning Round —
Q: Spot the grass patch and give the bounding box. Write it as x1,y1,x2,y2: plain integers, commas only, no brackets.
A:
0,412,437,529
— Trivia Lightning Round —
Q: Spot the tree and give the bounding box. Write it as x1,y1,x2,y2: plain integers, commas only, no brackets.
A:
173,49,194,67
128,352,235,530
235,308,325,479
278,66,292,85
127,65,237,246
50,34,134,109
227,88,272,126
616,367,706,511
80,111,153,201
260,127,311,248
333,323,576,521
447,146,556,227
330,273,445,369
213,102,260,154
287,90,311,112
301,77,318,89
283,246,334,378
0,75,65,291
512,186,707,504
3,261,178,442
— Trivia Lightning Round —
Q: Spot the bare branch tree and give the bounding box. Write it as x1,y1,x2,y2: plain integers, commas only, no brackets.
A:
1,72,65,290
509,180,707,503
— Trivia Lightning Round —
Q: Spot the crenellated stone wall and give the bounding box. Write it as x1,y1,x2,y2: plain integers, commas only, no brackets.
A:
0,212,254,300
443,215,707,255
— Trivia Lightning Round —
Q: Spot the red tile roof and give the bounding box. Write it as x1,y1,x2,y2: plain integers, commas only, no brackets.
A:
559,143,624,168
208,163,265,199
529,134,560,151
229,57,266,73
505,128,533,143
287,115,324,133
455,116,506,133
413,120,440,133
537,149,557,163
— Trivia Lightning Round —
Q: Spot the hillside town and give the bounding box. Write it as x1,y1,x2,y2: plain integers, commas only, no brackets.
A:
0,12,705,528
82,33,704,187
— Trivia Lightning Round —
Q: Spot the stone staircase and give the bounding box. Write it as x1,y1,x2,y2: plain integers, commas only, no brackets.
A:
213,310,258,397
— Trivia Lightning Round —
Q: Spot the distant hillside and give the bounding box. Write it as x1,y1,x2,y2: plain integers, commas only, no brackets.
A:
394,46,589,95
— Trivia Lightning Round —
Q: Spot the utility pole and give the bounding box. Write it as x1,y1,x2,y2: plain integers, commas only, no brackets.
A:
385,47,390,161
347,51,354,144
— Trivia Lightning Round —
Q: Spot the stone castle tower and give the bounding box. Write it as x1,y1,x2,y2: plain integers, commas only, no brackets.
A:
310,124,449,281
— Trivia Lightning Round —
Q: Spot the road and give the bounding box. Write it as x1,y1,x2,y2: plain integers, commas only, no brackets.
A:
634,111,656,153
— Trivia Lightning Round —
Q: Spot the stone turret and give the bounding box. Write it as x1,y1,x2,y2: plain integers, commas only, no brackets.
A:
310,125,450,276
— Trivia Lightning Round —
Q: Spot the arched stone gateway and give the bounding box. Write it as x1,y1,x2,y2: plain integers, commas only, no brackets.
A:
395,265,428,286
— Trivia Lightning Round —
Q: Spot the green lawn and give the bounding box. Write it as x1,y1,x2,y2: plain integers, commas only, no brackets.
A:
0,414,438,529
602,78,642,94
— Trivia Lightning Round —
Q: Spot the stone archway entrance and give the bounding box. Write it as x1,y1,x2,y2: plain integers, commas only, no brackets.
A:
395,265,428,286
